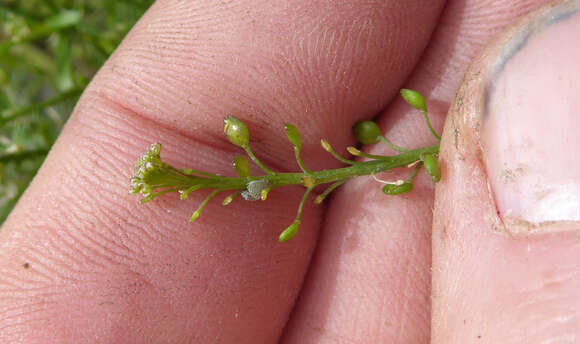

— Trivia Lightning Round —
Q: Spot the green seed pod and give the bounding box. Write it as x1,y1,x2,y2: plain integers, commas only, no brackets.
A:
233,155,251,177
382,182,413,195
284,123,302,150
278,220,300,243
423,153,441,182
223,115,250,148
400,89,427,112
353,120,381,145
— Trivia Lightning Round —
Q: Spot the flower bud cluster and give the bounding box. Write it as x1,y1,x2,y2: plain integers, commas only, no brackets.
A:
130,143,164,196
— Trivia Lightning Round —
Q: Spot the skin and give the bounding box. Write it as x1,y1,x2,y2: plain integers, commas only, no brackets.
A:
0,0,578,342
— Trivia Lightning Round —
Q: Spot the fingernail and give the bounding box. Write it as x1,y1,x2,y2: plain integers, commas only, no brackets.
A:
482,2,580,233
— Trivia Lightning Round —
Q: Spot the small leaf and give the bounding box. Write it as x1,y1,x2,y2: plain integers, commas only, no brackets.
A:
233,156,251,177
44,10,81,31
422,154,441,182
353,120,381,145
284,123,301,150
382,182,413,195
400,89,427,112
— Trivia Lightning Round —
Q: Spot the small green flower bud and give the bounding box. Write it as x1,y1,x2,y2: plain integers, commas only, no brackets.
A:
233,156,251,177
353,120,381,145
224,115,250,148
400,89,427,112
346,146,361,156
222,193,237,205
284,123,302,150
320,139,332,152
278,220,300,243
260,188,270,201
382,182,413,195
422,153,441,182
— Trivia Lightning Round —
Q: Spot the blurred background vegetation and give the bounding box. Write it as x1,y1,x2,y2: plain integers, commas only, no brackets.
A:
0,0,152,223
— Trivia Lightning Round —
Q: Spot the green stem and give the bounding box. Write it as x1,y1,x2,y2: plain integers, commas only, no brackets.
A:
243,146,275,175
294,147,311,174
407,162,422,182
0,148,49,163
421,110,441,141
348,146,396,161
314,180,346,204
295,187,312,219
321,139,357,165
190,189,220,222
177,167,221,178
378,136,410,153
173,144,439,192
141,187,180,203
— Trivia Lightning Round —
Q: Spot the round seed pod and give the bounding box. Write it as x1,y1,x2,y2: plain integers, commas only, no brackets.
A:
353,120,381,145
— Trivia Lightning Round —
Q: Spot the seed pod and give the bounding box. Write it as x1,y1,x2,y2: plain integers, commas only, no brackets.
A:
278,220,300,243
353,120,381,145
223,115,250,148
400,89,427,112
284,123,302,150
233,156,251,177
382,182,413,195
423,154,441,182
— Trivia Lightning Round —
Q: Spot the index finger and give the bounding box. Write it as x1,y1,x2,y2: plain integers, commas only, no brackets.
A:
0,0,442,342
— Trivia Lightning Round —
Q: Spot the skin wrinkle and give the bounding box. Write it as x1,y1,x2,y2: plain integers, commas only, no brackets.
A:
99,1,436,155
44,175,121,252
0,306,51,339
32,225,109,275
47,164,155,269
47,222,114,271
92,89,307,176
99,104,259,178
23,245,85,283
0,270,49,291
27,231,93,278
24,248,84,285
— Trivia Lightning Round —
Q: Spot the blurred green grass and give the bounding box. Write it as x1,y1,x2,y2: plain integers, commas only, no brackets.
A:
0,0,152,223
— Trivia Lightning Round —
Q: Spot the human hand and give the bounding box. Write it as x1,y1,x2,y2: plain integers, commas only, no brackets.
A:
1,0,579,342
